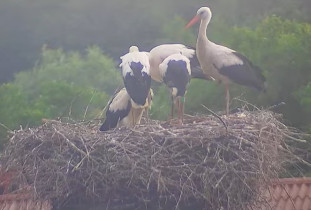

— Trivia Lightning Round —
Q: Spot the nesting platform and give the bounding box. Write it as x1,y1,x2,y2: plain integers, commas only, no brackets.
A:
0,111,301,209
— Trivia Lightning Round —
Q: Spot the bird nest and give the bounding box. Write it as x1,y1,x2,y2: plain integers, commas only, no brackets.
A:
0,110,304,210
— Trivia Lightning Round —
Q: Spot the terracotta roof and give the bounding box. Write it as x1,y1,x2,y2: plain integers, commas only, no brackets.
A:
0,193,52,210
0,169,52,210
262,178,311,210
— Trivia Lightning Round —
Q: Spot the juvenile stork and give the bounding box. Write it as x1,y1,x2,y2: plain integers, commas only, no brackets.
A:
148,44,211,82
186,7,265,115
120,46,151,106
100,88,153,131
159,53,191,123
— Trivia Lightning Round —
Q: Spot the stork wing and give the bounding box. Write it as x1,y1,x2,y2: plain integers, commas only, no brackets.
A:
212,45,265,91
100,88,131,131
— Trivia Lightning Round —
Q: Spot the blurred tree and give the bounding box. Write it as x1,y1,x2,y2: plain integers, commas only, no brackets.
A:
296,82,311,132
1,0,310,84
149,86,170,120
0,47,119,146
15,46,122,96
32,81,109,122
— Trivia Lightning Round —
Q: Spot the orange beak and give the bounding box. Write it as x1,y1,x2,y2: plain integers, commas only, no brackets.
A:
185,15,200,29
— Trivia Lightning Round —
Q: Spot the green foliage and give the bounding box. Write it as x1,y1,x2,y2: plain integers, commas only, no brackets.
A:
185,80,225,115
296,82,311,132
149,86,171,120
0,83,32,129
15,46,121,96
32,81,109,121
0,47,119,145
297,83,311,112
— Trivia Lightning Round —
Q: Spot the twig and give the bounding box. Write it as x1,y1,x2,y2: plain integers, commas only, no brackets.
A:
201,104,228,133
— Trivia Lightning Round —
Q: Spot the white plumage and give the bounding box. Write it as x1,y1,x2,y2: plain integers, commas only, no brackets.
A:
120,46,150,78
120,46,152,107
108,88,131,113
186,7,265,115
158,53,191,123
159,53,191,79
100,88,153,131
149,44,210,82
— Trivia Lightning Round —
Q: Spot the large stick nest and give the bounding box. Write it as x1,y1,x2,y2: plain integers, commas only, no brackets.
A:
0,111,303,209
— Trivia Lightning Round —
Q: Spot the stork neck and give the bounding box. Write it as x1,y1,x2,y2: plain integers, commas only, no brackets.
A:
198,18,210,41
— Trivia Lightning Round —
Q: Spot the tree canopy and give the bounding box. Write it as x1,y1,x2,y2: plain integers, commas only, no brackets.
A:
0,0,310,82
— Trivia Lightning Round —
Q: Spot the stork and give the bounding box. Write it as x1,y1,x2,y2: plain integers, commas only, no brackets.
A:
186,7,265,115
148,44,211,82
99,88,153,131
159,53,191,123
120,46,151,106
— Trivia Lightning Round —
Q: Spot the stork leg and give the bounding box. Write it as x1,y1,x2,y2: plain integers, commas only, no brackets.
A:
225,84,230,115
145,108,150,123
178,97,185,125
131,109,135,127
170,96,174,120
177,97,181,124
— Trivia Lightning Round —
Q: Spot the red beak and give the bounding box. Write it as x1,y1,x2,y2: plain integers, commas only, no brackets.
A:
185,15,200,29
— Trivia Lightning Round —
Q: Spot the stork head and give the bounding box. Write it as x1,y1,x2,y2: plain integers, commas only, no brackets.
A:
129,46,139,53
185,7,212,28
197,7,211,19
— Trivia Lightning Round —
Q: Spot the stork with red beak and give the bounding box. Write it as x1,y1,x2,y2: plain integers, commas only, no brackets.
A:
186,7,265,115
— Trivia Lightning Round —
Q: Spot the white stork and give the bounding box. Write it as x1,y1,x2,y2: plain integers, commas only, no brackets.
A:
100,88,153,131
148,44,211,82
120,46,151,106
186,7,265,115
159,53,191,123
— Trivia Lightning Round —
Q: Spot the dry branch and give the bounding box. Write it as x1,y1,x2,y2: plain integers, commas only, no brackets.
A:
0,110,305,209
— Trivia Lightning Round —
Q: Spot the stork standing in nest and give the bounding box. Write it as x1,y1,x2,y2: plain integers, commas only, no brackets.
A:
120,46,151,107
148,44,211,123
99,88,153,131
159,53,191,124
186,7,265,115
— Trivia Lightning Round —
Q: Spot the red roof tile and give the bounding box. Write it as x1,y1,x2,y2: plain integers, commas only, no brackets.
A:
261,178,311,210
0,170,52,210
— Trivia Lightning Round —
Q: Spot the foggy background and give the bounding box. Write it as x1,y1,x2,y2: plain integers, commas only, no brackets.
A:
0,0,310,83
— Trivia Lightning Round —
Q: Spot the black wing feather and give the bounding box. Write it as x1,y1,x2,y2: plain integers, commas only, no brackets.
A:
124,73,151,106
218,52,265,91
99,91,131,131
163,60,191,97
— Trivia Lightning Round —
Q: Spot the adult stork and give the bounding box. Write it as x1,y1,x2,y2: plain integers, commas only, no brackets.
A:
100,88,153,131
148,44,211,82
120,46,151,107
159,53,191,123
186,7,265,115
